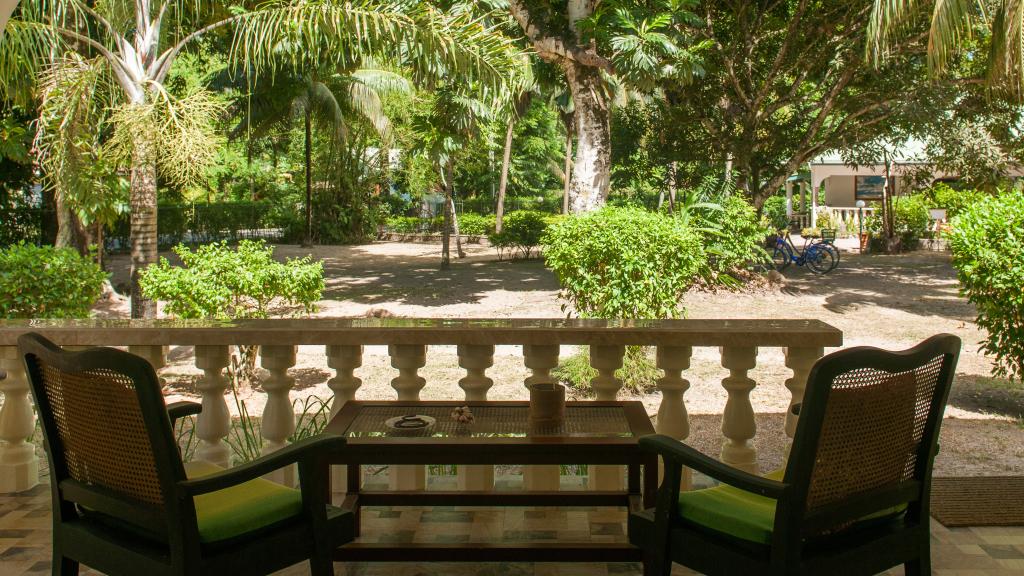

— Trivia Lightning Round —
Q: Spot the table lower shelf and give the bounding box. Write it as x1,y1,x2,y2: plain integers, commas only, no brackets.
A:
333,542,644,563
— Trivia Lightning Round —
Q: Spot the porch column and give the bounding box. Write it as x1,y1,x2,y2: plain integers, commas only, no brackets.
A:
0,348,39,493
785,180,794,220
810,182,818,228
799,182,807,220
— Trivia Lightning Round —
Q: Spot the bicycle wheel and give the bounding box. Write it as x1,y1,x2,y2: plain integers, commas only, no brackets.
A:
806,244,837,274
771,243,793,271
821,242,840,271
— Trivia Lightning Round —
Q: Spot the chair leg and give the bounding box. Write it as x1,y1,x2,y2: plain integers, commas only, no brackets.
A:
905,556,931,576
309,551,334,576
642,552,671,576
53,554,79,576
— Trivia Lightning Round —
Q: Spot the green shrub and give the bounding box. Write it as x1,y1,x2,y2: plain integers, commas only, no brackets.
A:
0,243,107,318
927,183,989,218
947,191,1024,381
458,213,496,237
386,216,422,234
488,210,550,259
553,347,661,395
542,206,705,318
761,196,789,230
139,240,324,320
696,195,769,276
895,194,931,243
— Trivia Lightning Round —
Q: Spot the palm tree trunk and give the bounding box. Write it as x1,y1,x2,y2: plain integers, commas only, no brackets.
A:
304,108,313,247
441,180,451,270
55,193,89,256
495,117,514,233
130,137,159,319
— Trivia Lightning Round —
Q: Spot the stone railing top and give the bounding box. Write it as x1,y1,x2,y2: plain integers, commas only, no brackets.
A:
0,318,843,347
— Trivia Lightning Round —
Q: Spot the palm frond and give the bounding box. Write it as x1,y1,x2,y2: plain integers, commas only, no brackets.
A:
0,20,63,104
989,0,1024,97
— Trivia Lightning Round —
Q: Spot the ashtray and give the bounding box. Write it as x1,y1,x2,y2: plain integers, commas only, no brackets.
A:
384,414,436,435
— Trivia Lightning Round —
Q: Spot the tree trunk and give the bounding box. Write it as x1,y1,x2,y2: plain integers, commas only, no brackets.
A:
440,163,451,269
495,117,514,233
55,193,90,256
446,161,464,259
668,161,678,212
303,108,313,247
130,137,158,319
564,64,611,213
562,123,573,215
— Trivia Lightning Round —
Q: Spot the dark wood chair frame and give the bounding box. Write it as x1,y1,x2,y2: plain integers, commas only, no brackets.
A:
630,334,961,576
19,333,354,576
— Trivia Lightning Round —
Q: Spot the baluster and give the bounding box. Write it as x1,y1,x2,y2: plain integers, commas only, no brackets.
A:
590,345,625,490
388,345,426,491
260,345,297,486
457,345,494,491
784,346,824,443
128,345,168,387
656,346,693,489
194,345,231,468
720,347,759,474
0,347,39,493
326,345,362,493
523,344,560,491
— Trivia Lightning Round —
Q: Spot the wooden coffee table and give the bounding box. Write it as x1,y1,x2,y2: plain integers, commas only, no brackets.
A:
324,400,657,562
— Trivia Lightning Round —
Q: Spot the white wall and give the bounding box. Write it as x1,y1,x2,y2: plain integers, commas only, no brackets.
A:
0,0,19,38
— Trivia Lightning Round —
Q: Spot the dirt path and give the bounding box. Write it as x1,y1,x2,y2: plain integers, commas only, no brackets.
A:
103,242,1024,476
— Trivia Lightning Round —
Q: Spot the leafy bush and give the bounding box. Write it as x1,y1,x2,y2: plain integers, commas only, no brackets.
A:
927,183,989,218
947,191,1024,381
386,216,423,234
542,206,705,318
695,195,769,276
553,346,661,395
139,240,324,319
0,243,107,318
458,213,495,237
894,194,931,243
761,196,789,230
488,210,549,259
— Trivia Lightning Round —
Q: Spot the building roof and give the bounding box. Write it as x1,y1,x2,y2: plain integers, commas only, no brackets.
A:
812,139,928,166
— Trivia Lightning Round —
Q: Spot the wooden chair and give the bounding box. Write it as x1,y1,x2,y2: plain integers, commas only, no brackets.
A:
18,333,354,576
629,334,961,576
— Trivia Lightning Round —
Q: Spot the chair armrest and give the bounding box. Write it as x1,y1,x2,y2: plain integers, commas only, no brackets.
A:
166,401,202,428
179,434,347,496
640,435,788,499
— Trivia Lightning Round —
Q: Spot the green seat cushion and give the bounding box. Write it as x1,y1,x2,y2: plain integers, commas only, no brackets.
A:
677,469,906,544
184,461,303,544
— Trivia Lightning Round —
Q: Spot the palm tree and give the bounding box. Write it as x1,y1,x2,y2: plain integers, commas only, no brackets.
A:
1,0,519,317
231,65,410,245
867,0,1024,95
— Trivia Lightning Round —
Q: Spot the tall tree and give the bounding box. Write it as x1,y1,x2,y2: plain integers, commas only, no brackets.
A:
660,0,973,208
1,0,519,317
505,0,698,212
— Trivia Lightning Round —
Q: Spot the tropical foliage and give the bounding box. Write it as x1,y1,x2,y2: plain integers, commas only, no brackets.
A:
0,243,107,319
947,191,1024,381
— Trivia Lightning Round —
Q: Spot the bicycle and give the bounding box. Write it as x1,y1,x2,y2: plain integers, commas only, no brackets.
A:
771,225,838,274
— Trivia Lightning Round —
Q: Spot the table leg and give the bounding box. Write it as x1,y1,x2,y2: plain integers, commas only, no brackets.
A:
347,464,362,537
628,462,640,496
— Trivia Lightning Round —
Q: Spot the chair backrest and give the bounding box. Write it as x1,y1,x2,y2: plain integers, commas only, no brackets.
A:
19,333,186,534
783,334,960,538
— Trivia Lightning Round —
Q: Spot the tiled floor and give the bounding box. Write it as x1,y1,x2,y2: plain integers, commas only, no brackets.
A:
2,484,1024,576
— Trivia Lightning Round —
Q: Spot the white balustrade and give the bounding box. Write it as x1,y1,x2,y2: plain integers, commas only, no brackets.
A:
655,345,692,488
589,345,625,490
523,344,560,491
128,345,168,387
457,345,494,490
260,345,297,485
720,346,759,474
0,319,841,497
194,345,231,468
327,345,363,493
388,344,427,491
0,347,39,493
784,347,823,444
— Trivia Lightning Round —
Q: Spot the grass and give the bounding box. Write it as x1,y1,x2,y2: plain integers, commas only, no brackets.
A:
552,346,661,395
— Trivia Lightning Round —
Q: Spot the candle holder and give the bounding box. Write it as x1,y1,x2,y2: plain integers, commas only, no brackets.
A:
529,383,566,428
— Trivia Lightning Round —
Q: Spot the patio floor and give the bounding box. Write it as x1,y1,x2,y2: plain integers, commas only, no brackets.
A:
1,485,1023,575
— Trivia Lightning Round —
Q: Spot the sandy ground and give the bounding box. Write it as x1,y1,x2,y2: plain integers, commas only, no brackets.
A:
101,240,1024,477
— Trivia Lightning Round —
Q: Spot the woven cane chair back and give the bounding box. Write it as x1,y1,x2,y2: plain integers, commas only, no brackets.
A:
789,334,959,535
20,334,183,510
